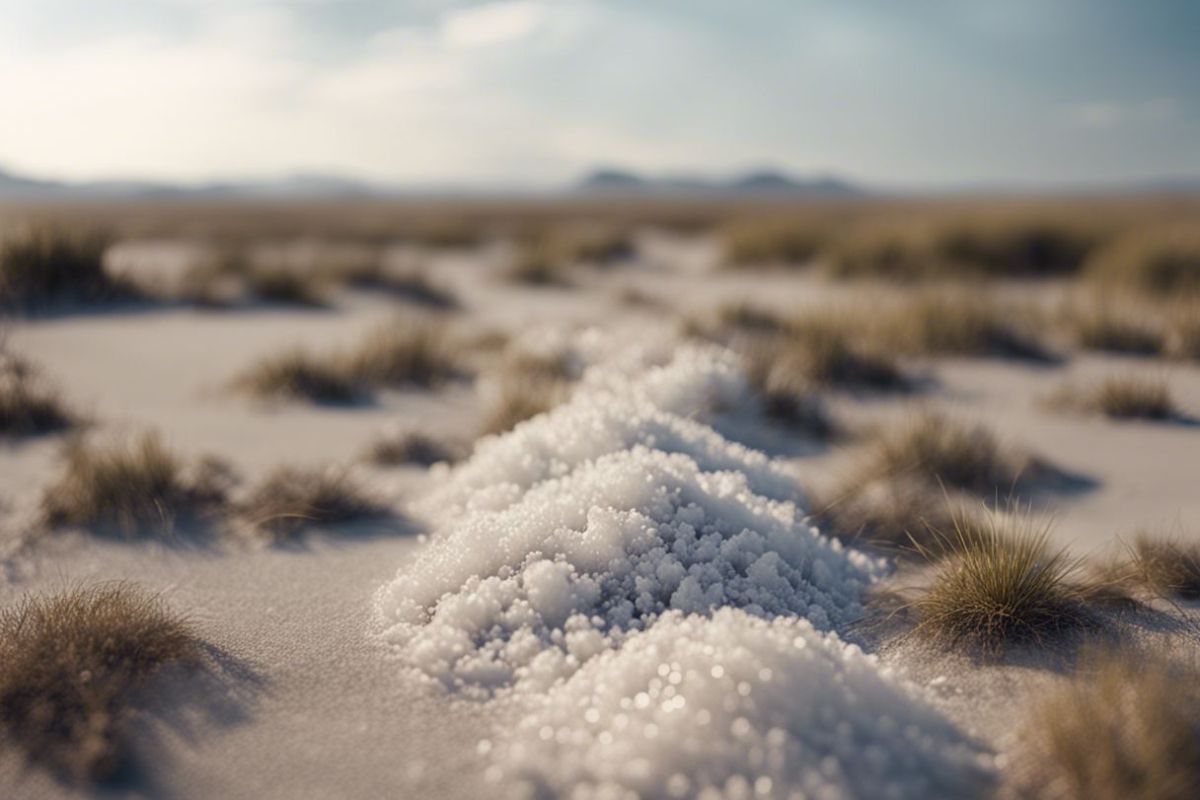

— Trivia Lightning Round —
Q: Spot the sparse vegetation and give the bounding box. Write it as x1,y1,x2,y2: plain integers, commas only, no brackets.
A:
40,433,228,537
0,226,132,311
238,465,388,541
234,321,462,403
813,479,988,557
0,583,203,783
1067,302,1166,356
908,511,1091,655
721,219,829,268
850,413,1034,497
884,291,1052,360
0,351,77,436
348,320,461,388
1019,646,1200,800
1048,375,1177,420
365,428,459,467
233,348,362,405
506,244,571,286
179,248,330,308
1088,226,1200,297
1104,533,1200,600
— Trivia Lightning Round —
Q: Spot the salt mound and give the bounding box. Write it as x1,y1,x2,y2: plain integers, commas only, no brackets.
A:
376,343,991,795
377,346,878,695
494,609,991,800
419,345,796,520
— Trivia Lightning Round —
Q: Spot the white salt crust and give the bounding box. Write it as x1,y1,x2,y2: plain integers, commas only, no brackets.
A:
493,609,991,800
376,345,992,797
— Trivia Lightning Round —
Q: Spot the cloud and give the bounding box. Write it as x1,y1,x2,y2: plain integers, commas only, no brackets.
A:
1067,97,1180,129
440,0,546,48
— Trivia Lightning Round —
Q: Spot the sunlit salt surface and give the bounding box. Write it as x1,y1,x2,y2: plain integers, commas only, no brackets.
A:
493,609,991,799
376,344,992,797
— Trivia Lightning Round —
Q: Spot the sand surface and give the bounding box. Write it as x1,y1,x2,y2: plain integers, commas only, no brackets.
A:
2,234,1199,797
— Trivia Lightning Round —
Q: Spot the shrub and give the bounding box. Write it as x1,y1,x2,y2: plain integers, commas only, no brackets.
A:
505,245,571,286
0,583,203,783
238,465,387,541
909,512,1090,655
1019,647,1200,800
40,433,228,537
0,226,130,311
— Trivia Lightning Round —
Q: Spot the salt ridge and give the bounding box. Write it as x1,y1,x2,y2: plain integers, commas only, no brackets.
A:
375,343,991,797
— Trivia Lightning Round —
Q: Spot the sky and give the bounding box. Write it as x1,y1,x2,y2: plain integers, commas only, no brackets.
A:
0,0,1197,188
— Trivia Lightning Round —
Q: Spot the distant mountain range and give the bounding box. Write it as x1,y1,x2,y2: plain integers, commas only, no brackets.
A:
0,164,864,201
2,163,1198,201
576,168,862,197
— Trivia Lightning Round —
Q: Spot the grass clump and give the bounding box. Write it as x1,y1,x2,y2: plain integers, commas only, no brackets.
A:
0,583,203,783
505,245,571,286
1048,374,1177,420
348,320,461,388
1107,533,1200,600
238,465,387,541
0,226,131,312
0,352,77,437
1068,303,1165,356
813,480,988,557
1019,647,1200,800
1088,226,1200,297
233,348,361,405
852,413,1032,497
481,375,570,435
180,248,329,308
885,291,1052,360
909,511,1090,655
365,428,459,467
40,433,228,537
324,255,458,309
721,219,828,267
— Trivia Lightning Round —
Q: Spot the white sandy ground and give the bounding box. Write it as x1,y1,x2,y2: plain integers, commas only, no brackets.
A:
0,232,1198,797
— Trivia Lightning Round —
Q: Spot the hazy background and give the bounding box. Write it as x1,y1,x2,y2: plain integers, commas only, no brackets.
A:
1,0,1198,190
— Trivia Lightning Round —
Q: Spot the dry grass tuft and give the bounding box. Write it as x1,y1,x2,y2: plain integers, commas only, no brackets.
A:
480,375,570,436
179,248,329,308
505,245,571,286
365,428,460,467
0,226,133,311
1019,646,1200,800
851,413,1033,497
721,219,829,268
233,348,361,404
1048,374,1177,420
348,320,461,388
40,433,228,537
0,583,203,783
1103,533,1200,601
1068,303,1166,356
0,352,77,437
325,255,458,309
813,480,989,558
909,511,1090,655
238,465,388,541
884,291,1052,360
1087,226,1200,297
